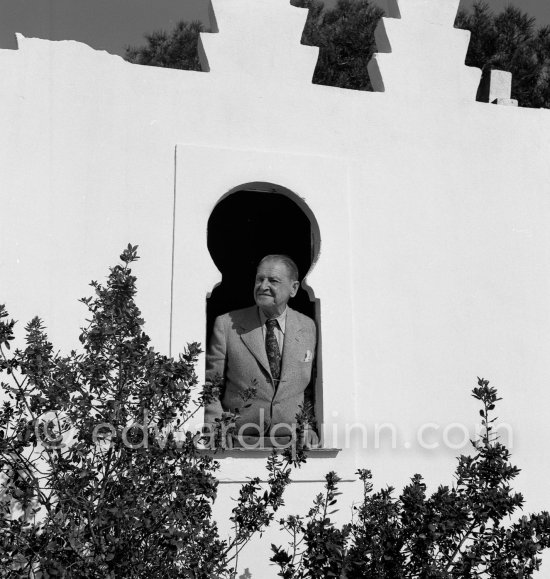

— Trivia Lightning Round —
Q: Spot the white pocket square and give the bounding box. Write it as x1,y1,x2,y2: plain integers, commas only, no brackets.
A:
304,350,313,362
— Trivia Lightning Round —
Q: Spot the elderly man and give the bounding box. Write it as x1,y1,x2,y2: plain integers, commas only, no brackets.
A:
205,254,318,448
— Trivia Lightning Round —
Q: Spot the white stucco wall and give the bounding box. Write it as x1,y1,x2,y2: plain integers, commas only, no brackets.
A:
2,0,550,576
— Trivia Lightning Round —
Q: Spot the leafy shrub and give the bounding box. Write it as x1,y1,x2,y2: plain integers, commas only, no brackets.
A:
272,380,550,578
0,245,304,578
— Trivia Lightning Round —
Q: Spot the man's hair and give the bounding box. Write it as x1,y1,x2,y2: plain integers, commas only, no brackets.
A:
258,254,299,281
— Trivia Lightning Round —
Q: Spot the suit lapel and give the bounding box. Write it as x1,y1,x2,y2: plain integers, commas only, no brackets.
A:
238,307,272,378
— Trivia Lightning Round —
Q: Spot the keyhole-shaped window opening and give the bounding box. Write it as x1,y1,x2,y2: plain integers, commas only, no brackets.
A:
207,185,319,337
206,184,322,439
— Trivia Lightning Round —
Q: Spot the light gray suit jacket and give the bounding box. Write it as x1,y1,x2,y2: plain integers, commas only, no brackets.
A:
205,306,317,437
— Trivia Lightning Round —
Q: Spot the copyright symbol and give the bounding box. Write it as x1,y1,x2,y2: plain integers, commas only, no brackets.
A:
35,411,75,449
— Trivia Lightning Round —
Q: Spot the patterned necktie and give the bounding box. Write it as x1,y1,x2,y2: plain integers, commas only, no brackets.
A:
265,318,282,381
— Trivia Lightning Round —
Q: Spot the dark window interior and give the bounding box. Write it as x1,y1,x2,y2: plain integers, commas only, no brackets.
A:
206,189,315,339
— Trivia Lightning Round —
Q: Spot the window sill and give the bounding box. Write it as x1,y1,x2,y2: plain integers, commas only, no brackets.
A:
197,447,341,459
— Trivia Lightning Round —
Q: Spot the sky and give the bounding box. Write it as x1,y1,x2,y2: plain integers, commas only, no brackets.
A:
0,0,549,58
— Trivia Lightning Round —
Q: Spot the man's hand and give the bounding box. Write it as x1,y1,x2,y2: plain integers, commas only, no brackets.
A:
201,430,234,449
201,412,236,449
303,427,320,449
218,431,234,449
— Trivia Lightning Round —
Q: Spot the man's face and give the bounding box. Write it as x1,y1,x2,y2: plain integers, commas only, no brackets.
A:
254,259,299,317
